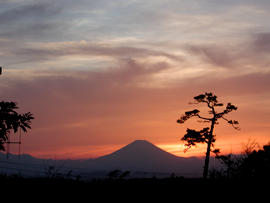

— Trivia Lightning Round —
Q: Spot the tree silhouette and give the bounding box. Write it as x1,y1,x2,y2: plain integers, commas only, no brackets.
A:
0,101,34,151
177,92,239,179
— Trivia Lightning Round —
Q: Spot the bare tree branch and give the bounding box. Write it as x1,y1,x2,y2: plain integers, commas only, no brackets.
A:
196,114,212,121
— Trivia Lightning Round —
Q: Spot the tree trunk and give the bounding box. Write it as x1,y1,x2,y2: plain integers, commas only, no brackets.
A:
203,139,211,179
203,118,215,179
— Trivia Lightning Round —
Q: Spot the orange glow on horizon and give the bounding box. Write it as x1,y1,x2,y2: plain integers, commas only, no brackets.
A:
20,135,270,160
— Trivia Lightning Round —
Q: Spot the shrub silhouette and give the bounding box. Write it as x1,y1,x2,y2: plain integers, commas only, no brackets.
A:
240,143,270,179
211,142,270,180
107,170,130,179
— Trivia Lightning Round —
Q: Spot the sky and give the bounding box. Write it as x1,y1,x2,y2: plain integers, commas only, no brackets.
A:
0,0,270,159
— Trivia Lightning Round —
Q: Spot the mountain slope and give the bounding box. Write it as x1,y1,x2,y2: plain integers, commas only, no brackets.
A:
1,140,216,177
84,140,204,175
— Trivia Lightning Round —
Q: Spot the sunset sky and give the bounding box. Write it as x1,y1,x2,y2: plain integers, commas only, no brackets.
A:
1,0,270,159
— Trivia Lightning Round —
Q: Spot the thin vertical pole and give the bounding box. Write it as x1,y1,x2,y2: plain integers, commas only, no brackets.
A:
6,134,10,159
19,128,21,160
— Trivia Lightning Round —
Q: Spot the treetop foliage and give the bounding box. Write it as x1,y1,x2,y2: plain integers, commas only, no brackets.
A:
177,92,240,130
0,101,34,151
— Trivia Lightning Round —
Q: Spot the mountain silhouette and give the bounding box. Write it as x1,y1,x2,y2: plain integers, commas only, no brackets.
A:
100,140,178,161
1,140,219,178
84,140,204,175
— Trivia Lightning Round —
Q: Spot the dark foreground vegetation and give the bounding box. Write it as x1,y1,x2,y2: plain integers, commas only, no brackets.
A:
0,143,269,198
210,142,270,180
0,174,268,200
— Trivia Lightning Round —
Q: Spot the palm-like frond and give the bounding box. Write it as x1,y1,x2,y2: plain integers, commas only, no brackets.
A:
0,101,34,151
